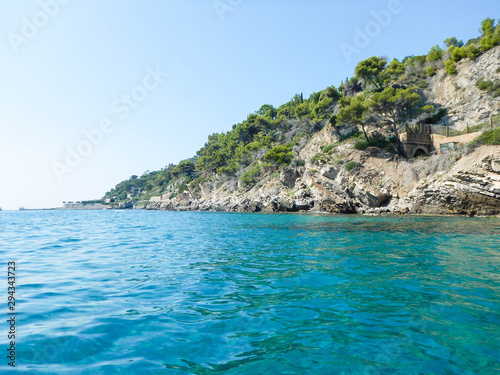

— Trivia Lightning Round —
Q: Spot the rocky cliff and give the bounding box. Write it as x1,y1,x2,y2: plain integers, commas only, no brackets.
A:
146,132,500,216
425,46,500,130
144,47,500,216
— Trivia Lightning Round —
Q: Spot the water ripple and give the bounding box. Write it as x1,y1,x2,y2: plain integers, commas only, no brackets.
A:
1,211,499,374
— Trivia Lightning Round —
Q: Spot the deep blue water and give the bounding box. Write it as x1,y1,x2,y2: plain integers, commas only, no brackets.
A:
1,210,500,374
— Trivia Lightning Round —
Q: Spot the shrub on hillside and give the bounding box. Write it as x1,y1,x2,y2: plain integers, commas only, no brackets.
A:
427,45,444,62
264,145,293,165
368,135,391,150
240,165,262,188
312,98,334,120
476,78,493,91
480,18,500,52
476,78,500,97
311,152,329,165
426,66,436,77
450,46,468,62
445,60,457,75
295,102,311,118
354,139,369,150
320,144,336,154
418,80,429,88
354,134,391,151
296,159,306,167
345,161,359,172
466,44,481,59
474,128,500,145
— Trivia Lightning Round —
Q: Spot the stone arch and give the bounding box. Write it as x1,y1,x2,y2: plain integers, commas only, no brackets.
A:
412,148,428,158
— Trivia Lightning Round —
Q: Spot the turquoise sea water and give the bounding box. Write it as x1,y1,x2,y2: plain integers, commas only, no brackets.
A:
1,211,499,374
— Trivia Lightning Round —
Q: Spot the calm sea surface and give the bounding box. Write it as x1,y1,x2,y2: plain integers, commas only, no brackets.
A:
1,211,499,374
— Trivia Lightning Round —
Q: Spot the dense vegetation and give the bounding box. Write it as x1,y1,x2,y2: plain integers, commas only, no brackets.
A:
101,18,500,207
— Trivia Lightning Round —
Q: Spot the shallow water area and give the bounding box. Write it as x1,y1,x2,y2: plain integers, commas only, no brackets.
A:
1,210,499,374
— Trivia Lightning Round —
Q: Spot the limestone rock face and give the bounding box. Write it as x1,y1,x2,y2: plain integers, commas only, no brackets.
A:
145,145,500,216
238,199,263,213
411,149,500,216
118,201,134,209
280,168,300,188
424,46,500,130
322,167,339,181
413,184,500,216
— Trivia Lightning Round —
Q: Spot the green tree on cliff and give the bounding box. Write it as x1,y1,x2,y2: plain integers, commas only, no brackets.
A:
355,56,387,90
367,87,421,156
337,96,371,141
480,18,500,51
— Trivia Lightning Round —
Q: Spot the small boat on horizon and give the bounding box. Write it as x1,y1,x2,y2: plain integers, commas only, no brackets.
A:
19,206,25,211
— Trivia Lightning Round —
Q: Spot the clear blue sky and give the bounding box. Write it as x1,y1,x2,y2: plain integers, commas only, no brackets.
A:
0,0,498,210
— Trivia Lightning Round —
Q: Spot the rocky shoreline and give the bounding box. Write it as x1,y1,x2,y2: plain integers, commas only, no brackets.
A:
144,145,500,217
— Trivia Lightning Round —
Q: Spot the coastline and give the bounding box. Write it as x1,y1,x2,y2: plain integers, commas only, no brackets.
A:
141,144,500,217
17,207,500,218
